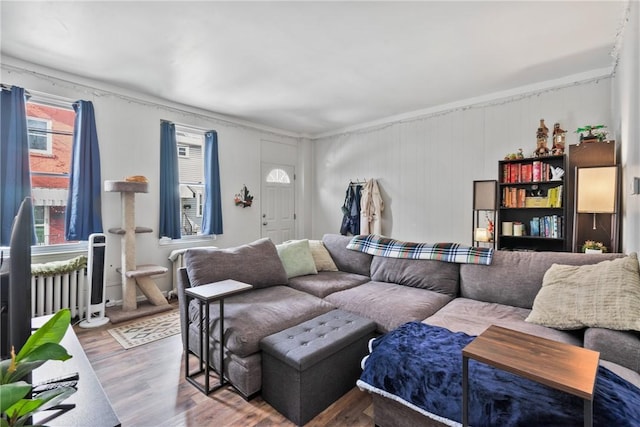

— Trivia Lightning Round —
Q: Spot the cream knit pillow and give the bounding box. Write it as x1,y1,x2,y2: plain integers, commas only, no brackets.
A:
309,240,339,272
526,253,640,331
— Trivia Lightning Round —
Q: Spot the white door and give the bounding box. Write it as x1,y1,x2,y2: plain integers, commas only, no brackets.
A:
261,163,295,244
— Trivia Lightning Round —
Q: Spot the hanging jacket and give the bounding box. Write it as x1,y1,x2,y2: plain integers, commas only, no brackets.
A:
340,184,362,235
360,179,384,235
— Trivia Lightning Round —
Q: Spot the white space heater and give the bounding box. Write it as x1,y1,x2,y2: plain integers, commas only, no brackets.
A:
79,233,110,328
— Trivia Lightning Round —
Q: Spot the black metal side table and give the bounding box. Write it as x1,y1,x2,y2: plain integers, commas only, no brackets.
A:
184,279,252,394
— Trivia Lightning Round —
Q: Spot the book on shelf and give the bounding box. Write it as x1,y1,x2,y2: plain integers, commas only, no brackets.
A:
530,217,540,236
529,215,563,238
532,161,541,182
546,185,563,208
521,164,532,183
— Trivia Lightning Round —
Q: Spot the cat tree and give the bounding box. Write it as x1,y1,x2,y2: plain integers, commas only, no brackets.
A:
105,179,170,318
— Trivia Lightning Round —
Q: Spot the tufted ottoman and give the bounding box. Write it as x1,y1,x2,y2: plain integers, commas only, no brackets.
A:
260,309,377,425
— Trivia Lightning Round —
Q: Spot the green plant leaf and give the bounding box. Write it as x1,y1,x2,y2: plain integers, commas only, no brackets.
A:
5,386,76,426
4,398,43,421
18,343,71,365
1,360,46,385
15,309,70,364
0,382,30,413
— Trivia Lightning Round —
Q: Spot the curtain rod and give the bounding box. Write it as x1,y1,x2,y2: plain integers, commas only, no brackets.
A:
1,83,31,98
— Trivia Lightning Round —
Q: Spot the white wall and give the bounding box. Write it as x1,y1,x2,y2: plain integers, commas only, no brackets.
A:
3,31,635,306
612,1,640,254
312,79,613,244
1,58,305,303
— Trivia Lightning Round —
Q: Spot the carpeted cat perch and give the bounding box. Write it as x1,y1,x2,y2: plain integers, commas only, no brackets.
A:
105,179,171,323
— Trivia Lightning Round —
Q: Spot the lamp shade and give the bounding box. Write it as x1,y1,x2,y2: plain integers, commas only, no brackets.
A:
473,180,497,210
576,166,617,213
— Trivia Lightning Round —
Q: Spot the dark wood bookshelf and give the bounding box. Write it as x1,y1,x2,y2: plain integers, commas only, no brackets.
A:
497,155,569,252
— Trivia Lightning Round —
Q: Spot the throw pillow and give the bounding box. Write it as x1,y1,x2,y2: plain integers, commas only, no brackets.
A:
525,253,640,331
308,240,338,272
276,239,318,279
184,238,288,289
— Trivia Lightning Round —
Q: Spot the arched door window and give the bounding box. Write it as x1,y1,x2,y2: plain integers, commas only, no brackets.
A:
266,168,291,184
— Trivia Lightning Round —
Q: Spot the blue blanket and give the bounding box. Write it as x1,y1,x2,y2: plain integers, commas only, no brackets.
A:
358,322,640,426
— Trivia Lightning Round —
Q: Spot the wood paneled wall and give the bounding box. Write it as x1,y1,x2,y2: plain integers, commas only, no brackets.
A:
312,79,613,244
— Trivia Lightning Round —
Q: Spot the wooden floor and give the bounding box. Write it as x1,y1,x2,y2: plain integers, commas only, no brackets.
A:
74,303,375,427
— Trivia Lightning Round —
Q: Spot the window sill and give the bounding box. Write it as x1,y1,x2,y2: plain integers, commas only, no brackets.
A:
158,235,217,247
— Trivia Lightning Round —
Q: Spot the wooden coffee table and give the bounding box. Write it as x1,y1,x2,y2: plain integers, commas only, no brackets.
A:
462,325,600,427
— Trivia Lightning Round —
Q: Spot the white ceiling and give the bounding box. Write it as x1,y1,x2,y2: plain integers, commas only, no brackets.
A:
0,1,629,137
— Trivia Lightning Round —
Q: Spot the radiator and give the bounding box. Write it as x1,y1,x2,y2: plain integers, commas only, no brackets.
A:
169,248,189,295
168,246,216,295
31,268,86,318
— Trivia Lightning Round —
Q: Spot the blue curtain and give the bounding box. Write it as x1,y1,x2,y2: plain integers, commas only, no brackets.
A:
0,86,33,245
65,100,103,241
159,121,181,239
202,130,223,235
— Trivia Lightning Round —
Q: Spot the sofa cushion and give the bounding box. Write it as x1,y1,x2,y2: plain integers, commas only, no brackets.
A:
370,256,459,297
322,234,372,276
459,250,624,309
188,285,335,357
424,298,582,346
526,254,640,331
584,328,640,373
324,281,452,333
276,239,318,278
288,271,369,298
309,240,339,272
185,237,288,289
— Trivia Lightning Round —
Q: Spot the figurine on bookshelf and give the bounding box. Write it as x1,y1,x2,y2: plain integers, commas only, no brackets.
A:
503,148,525,160
552,123,566,155
550,166,564,181
534,119,550,157
575,125,607,144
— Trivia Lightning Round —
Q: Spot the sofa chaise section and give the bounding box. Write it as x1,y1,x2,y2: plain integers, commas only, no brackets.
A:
177,238,335,398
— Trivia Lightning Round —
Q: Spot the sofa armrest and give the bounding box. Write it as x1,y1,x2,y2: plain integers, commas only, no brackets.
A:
176,267,191,352
584,327,640,374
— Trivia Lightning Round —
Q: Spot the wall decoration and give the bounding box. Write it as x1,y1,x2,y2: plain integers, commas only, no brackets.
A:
234,185,253,208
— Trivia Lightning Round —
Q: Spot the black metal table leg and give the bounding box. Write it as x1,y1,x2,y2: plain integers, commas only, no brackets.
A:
462,355,469,427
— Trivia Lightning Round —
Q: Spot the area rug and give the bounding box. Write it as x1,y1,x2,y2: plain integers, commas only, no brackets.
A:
106,300,173,324
108,310,181,349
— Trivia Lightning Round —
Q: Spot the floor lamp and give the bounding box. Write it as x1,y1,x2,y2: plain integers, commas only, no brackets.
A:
575,166,618,251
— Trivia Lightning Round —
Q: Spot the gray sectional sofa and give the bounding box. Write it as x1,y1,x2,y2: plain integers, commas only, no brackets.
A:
176,233,640,423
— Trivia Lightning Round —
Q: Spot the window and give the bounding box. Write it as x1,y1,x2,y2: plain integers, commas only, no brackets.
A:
196,191,204,217
26,100,76,246
266,168,291,184
27,117,52,154
177,144,189,158
176,127,205,237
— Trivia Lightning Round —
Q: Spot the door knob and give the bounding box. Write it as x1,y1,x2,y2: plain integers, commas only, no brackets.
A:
263,222,268,226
